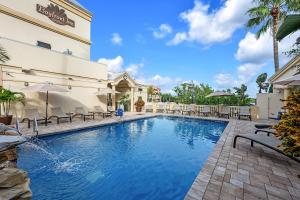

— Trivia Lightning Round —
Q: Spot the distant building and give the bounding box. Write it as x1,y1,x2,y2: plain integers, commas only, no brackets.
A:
0,0,150,116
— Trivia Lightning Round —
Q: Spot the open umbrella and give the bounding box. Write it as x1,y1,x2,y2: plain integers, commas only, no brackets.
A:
23,82,68,126
206,91,234,112
273,74,300,86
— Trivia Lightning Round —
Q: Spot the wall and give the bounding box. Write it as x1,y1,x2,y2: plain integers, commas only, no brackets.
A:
0,37,108,118
0,0,91,59
256,93,282,119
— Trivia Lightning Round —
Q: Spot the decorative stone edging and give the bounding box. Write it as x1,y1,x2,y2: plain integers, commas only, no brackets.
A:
0,136,32,200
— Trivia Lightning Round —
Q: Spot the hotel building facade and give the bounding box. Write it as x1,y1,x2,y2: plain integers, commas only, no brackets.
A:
0,0,149,117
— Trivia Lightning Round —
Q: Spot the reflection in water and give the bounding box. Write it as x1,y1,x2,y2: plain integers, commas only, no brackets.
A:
173,117,226,148
18,116,226,200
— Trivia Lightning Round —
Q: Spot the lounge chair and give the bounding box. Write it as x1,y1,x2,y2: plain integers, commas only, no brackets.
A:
238,106,251,121
90,106,112,118
233,131,300,163
73,107,95,121
48,107,72,124
166,104,177,114
199,106,211,116
156,103,165,113
21,108,46,128
219,106,230,119
145,104,153,113
182,105,193,115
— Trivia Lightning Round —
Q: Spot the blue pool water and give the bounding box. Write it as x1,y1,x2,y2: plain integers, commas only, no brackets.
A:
18,116,227,200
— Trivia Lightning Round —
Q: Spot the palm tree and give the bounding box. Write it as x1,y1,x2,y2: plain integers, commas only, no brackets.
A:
0,45,9,63
246,0,300,73
256,73,269,93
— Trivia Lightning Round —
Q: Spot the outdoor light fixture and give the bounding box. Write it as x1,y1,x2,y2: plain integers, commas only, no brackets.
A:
68,85,72,90
24,82,29,87
22,69,33,74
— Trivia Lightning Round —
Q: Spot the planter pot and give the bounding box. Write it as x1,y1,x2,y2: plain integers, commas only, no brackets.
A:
136,107,142,112
0,115,13,125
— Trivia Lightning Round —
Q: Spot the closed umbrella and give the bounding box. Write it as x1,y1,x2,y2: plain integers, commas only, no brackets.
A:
23,82,68,126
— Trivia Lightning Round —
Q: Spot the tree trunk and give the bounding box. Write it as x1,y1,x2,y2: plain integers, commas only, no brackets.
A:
272,7,280,72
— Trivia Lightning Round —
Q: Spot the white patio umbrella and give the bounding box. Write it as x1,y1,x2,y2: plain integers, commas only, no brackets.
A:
206,91,234,112
22,82,68,126
273,74,300,86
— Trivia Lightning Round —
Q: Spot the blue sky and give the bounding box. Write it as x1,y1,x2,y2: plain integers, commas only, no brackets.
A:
79,0,299,97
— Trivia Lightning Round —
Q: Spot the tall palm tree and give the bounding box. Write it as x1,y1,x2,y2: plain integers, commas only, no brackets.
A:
0,45,9,63
246,0,300,73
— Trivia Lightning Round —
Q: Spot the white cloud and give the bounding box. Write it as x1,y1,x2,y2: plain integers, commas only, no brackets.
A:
169,0,252,45
98,56,144,78
214,31,300,96
137,75,183,93
236,32,300,65
98,56,124,74
126,63,144,76
111,33,123,45
153,24,173,39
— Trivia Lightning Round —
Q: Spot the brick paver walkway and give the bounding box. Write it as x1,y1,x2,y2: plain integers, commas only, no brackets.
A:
185,120,300,200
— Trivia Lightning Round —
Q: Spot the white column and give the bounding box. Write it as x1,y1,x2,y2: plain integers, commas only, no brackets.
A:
112,85,116,110
131,87,134,112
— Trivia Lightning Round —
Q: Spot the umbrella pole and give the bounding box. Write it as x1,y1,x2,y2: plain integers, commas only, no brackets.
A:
45,90,48,126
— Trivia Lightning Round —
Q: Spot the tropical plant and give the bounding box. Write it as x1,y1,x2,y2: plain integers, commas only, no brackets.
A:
0,45,9,63
0,87,25,116
274,91,300,157
246,0,300,72
234,84,252,105
256,73,269,93
118,94,130,106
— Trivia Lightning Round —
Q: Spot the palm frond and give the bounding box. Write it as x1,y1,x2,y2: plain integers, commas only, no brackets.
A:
256,19,272,38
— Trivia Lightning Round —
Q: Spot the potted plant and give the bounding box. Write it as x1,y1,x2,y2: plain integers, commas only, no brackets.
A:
118,94,130,111
135,97,145,112
0,87,25,125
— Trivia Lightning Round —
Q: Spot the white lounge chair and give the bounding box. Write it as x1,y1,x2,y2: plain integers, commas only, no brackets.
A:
21,108,46,128
199,106,211,116
145,104,153,113
73,107,95,121
48,107,72,124
219,106,230,119
238,106,251,121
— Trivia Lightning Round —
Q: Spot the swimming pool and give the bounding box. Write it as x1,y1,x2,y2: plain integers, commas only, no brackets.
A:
18,116,227,200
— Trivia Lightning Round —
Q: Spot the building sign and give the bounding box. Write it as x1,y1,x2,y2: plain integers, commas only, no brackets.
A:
36,3,75,28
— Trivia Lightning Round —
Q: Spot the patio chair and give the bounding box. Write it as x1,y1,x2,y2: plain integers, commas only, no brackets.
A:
48,107,72,124
182,105,193,115
238,106,251,121
90,106,112,118
145,104,153,113
166,104,177,114
233,131,300,163
21,108,46,128
73,107,95,121
199,106,211,116
219,106,230,119
156,103,165,113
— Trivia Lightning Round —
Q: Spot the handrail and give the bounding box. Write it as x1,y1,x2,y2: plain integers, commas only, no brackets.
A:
33,117,39,137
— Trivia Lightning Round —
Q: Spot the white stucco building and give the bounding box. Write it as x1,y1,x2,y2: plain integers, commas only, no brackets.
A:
256,55,300,119
0,0,149,117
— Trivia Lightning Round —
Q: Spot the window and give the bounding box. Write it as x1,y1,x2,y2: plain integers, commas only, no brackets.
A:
138,88,143,92
37,41,51,49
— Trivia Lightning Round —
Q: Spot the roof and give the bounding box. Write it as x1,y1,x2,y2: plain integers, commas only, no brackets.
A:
65,0,92,15
269,55,300,83
277,15,300,41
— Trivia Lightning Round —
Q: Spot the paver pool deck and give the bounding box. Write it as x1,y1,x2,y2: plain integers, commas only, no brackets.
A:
16,113,300,200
